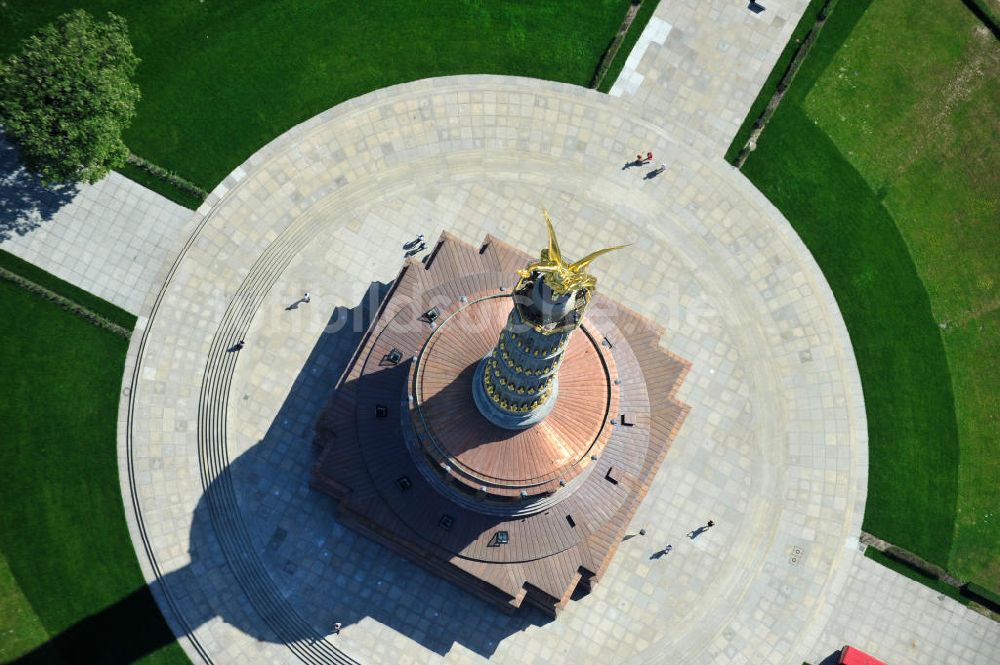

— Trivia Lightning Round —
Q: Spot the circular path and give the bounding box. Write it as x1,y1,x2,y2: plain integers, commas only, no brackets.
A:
119,75,867,665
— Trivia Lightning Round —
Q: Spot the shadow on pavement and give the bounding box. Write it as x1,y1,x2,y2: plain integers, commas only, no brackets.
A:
817,650,844,665
15,281,546,664
0,131,78,243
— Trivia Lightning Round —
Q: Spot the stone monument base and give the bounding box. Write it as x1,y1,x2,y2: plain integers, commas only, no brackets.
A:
311,232,691,617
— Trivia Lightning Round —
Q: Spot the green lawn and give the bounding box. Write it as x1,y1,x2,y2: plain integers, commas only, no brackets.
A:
0,552,48,663
1,0,639,194
0,249,136,330
743,0,999,589
597,0,661,93
0,278,187,664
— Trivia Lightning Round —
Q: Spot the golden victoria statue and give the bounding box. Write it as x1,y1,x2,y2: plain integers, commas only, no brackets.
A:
475,208,628,428
517,210,627,296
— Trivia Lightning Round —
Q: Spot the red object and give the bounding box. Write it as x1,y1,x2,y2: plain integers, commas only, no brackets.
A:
646,151,653,159
838,646,887,665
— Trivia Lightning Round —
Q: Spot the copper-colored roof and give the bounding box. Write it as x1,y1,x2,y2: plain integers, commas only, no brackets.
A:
413,294,617,496
311,232,691,617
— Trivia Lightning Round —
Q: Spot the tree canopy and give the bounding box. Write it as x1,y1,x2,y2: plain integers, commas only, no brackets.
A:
0,10,140,185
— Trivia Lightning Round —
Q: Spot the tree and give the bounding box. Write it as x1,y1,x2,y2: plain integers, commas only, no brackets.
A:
0,10,140,185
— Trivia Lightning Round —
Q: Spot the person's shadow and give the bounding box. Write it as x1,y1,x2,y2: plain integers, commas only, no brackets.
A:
13,281,548,665
687,525,710,540
0,130,79,243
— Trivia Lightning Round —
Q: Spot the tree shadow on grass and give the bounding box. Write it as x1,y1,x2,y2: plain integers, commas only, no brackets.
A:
0,131,79,243
14,281,547,665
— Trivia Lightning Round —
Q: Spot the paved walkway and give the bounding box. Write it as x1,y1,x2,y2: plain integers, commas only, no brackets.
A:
613,0,810,155
0,134,191,314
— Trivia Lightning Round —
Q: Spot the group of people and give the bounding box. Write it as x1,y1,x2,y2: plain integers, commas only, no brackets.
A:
648,519,716,558
403,233,426,255
237,232,427,355
328,521,717,636
631,150,667,177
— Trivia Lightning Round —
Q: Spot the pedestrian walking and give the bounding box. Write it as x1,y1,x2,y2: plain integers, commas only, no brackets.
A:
687,520,715,539
403,234,425,250
333,622,342,635
302,292,311,303
235,340,245,350
664,544,673,554
646,151,653,161
636,153,643,162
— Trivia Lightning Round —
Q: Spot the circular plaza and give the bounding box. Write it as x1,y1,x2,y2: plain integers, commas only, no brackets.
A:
118,75,867,664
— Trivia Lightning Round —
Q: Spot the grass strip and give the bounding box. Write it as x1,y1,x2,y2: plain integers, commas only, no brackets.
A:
115,161,204,210
962,582,1000,614
595,0,660,92
0,249,136,330
0,267,131,339
126,154,206,199
723,0,830,164
861,531,963,586
117,153,206,210
0,281,188,664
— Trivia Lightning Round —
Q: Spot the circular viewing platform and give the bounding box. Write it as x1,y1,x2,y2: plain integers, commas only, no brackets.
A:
410,294,618,499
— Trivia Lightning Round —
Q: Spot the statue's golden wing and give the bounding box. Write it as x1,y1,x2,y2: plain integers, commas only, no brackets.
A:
567,244,628,273
542,209,563,267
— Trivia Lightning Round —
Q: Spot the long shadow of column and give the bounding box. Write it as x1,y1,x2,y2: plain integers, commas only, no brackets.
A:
11,583,183,665
16,280,549,664
0,131,78,243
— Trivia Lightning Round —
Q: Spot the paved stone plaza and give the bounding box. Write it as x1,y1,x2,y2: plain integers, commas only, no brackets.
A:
119,71,876,664
99,2,999,665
